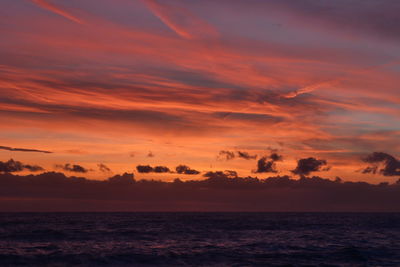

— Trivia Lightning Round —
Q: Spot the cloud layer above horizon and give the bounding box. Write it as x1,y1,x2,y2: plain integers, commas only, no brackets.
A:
0,0,399,182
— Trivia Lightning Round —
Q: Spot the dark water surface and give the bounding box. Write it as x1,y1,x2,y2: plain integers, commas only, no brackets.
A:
0,213,399,266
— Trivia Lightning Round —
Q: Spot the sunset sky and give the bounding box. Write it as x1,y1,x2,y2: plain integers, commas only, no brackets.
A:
1,0,400,183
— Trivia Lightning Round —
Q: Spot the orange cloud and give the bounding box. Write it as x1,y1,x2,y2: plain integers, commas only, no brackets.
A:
1,0,399,182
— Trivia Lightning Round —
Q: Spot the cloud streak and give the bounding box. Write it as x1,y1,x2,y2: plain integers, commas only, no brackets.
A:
142,0,218,39
30,0,83,24
0,145,52,154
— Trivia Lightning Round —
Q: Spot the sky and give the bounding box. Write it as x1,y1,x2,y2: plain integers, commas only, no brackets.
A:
1,0,400,183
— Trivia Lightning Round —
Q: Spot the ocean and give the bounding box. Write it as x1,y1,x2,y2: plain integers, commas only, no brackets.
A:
0,212,399,266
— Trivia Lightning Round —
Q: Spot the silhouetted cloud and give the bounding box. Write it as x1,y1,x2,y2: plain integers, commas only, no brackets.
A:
218,150,258,161
0,145,52,154
23,164,45,172
255,157,277,173
147,151,154,158
136,165,153,173
108,173,135,185
362,152,400,176
56,163,89,173
98,163,111,173
270,153,283,161
176,165,200,175
0,159,44,173
254,153,283,173
136,164,172,173
292,157,328,176
203,170,238,179
153,166,171,173
136,165,171,173
362,166,378,174
218,150,235,160
237,151,257,160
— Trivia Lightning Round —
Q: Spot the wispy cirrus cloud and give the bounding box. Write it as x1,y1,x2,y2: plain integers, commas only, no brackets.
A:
0,0,399,181
142,0,218,39
30,0,83,24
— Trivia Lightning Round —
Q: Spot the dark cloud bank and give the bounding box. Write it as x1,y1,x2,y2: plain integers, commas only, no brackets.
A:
0,152,399,211
0,170,399,212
